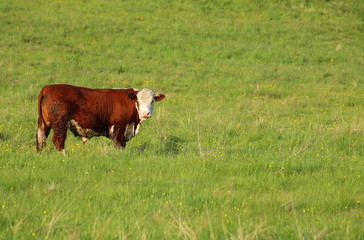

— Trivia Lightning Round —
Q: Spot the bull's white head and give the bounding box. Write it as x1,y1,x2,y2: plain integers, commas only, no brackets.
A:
129,89,165,120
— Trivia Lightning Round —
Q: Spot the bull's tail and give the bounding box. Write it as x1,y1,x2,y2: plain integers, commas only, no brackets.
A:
36,89,49,152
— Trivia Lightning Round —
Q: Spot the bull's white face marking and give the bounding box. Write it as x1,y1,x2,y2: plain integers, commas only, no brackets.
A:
136,89,156,120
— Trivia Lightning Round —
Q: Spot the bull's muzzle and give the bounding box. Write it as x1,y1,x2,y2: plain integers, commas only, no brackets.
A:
142,111,151,118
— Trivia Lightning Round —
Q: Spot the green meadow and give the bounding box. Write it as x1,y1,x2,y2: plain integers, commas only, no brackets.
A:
1,0,363,239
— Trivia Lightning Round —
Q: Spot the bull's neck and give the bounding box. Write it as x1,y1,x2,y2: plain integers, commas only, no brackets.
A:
134,102,142,124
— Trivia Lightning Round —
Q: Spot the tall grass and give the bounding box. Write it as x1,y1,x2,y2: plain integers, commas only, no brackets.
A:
1,0,363,239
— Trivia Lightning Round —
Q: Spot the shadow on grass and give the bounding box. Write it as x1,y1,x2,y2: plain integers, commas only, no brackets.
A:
158,135,185,155
0,132,7,141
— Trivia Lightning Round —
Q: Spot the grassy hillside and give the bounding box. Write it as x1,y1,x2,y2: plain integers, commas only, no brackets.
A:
0,0,363,239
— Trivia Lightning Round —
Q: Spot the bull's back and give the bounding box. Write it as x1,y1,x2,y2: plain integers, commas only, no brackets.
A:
40,84,85,102
38,84,136,128
39,84,84,120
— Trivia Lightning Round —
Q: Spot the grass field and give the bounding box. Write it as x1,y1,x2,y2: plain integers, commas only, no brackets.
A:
1,0,363,239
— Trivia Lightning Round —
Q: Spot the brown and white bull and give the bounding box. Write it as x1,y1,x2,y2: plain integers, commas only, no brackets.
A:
36,84,165,153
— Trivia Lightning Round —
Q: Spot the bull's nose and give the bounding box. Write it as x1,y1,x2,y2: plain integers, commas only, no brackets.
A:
142,111,151,118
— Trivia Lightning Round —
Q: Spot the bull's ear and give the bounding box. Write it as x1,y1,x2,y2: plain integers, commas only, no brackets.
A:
154,94,165,101
128,93,137,101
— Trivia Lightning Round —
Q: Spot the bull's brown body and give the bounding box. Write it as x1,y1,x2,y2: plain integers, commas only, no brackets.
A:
36,84,164,152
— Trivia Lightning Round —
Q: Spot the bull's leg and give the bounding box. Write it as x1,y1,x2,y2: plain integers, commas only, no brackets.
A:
113,125,126,149
114,135,126,149
36,125,51,152
52,120,68,152
52,129,67,152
